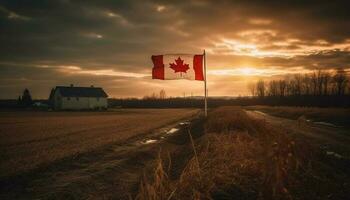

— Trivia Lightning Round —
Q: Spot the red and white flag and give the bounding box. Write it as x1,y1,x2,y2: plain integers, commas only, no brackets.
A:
152,54,204,81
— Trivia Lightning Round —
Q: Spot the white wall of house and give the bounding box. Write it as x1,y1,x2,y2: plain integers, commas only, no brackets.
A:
53,90,107,110
61,97,107,110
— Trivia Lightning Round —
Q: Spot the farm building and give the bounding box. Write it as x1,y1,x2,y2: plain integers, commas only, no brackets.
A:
49,85,108,110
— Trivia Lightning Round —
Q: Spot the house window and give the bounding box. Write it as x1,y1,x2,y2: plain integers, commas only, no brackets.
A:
76,97,79,101
97,97,100,101
67,97,71,100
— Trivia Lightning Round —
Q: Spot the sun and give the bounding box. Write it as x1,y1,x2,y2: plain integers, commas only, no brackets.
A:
239,67,255,76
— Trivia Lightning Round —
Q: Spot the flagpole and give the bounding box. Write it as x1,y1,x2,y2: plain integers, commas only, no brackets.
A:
204,50,207,117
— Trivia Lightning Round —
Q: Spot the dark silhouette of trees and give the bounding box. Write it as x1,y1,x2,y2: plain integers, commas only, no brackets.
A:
278,80,286,97
24,89,33,106
247,82,256,96
249,69,349,98
143,89,168,100
316,70,323,95
19,88,33,107
17,96,22,106
333,69,348,96
159,89,167,99
109,70,350,109
105,71,350,109
256,79,265,98
323,72,331,95
302,75,311,95
310,72,318,95
267,80,278,96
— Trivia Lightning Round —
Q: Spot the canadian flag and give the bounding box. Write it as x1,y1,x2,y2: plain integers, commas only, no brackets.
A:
152,54,204,81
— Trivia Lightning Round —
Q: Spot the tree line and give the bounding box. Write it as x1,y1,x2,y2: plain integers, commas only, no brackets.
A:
143,89,167,100
111,69,350,108
17,88,33,107
248,69,349,98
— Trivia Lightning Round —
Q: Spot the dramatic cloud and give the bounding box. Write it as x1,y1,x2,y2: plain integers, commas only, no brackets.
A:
0,0,349,98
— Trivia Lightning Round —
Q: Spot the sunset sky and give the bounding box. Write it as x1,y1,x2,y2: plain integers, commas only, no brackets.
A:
1,0,350,99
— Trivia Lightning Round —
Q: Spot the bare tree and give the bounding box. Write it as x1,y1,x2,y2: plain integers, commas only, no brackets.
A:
256,79,265,98
316,70,324,95
287,79,298,96
247,82,256,96
21,88,33,107
159,89,166,99
268,80,278,97
252,69,349,104
278,80,286,97
151,92,158,99
144,92,159,100
302,75,311,95
322,72,331,95
294,74,303,96
333,69,348,96
311,72,318,96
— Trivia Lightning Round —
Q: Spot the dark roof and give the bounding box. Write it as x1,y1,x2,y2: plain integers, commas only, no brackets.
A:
55,86,108,98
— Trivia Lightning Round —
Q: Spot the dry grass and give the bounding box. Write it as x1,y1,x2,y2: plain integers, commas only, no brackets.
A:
0,109,198,177
135,107,324,200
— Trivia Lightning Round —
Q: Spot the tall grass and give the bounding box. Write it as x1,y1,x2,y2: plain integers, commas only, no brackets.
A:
136,153,174,200
135,107,314,199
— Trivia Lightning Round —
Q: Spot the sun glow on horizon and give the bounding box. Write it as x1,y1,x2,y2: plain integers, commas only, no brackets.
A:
208,67,312,77
239,67,255,76
208,67,263,76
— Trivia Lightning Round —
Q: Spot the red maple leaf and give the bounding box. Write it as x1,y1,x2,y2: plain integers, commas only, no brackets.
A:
169,57,190,74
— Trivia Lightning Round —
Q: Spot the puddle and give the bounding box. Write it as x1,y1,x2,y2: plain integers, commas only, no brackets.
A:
326,151,344,159
253,110,267,115
314,121,339,128
139,127,181,145
167,128,179,134
137,124,184,146
141,139,158,145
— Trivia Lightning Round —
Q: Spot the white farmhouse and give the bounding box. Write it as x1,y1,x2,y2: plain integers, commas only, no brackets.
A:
49,85,108,110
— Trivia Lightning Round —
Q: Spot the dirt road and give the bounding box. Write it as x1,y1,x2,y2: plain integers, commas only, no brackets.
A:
246,110,350,158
